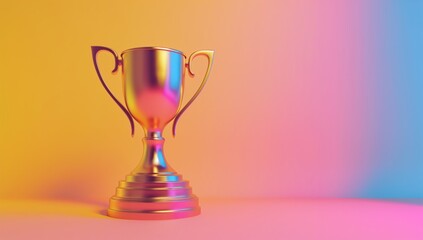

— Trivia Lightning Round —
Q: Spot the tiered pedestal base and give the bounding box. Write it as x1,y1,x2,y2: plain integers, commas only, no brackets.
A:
107,172,200,220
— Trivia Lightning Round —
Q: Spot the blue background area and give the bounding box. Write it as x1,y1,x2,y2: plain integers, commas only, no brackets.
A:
360,1,423,198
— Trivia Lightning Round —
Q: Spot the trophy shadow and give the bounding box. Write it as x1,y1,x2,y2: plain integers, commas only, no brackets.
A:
97,208,108,217
32,180,111,218
1,197,111,219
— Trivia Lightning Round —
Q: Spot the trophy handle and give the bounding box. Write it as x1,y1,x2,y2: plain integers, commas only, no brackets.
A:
91,46,135,136
172,50,215,137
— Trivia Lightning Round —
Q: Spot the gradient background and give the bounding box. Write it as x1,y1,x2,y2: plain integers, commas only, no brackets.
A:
0,0,422,205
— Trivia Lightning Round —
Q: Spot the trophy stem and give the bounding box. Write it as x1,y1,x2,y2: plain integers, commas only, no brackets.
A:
132,130,174,174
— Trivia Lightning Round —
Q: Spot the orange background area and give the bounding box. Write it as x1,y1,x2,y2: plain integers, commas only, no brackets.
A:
0,0,370,203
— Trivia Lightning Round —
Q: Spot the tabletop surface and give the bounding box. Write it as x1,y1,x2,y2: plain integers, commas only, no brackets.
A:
1,198,423,240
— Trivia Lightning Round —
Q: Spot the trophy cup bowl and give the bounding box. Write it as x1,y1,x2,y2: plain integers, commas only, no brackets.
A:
91,46,214,220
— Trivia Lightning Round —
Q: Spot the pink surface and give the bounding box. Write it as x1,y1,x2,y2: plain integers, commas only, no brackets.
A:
1,199,423,239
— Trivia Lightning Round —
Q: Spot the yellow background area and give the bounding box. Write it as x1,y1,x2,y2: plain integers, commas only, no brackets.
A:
0,0,369,202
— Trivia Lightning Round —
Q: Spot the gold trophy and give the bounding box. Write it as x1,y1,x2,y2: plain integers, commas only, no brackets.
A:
91,46,214,220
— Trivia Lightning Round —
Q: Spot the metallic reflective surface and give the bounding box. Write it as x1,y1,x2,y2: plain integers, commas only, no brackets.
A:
122,48,184,132
91,46,214,220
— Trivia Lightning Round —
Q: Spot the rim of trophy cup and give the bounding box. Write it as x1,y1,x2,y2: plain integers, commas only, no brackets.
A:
121,46,186,57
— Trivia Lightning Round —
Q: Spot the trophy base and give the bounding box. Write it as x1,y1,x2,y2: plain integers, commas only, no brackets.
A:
107,172,200,220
